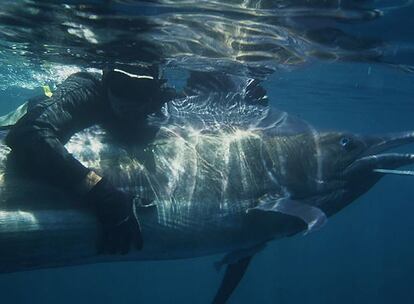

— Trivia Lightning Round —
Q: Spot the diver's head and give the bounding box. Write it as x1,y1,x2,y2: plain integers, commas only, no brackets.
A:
103,64,176,121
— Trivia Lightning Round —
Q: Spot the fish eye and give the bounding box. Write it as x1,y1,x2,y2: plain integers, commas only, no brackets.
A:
340,137,351,148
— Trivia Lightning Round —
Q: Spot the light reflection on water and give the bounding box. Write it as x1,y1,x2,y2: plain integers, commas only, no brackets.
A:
0,0,412,89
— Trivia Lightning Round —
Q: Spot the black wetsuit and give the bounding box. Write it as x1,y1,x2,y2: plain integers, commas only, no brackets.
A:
5,72,156,192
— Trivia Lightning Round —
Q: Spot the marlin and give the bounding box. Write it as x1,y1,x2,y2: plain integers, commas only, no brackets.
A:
0,78,413,303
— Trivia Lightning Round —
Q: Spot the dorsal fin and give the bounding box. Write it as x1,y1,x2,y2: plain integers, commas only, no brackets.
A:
183,71,268,106
149,71,314,138
183,71,238,95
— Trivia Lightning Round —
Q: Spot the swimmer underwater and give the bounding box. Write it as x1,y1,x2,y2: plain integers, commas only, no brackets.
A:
4,65,178,254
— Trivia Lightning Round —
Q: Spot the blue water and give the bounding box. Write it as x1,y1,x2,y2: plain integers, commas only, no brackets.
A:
0,1,413,304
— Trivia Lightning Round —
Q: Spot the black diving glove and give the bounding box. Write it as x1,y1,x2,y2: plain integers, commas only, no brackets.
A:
86,178,143,254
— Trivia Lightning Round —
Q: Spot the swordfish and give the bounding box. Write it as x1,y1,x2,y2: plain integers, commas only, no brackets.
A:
0,78,413,303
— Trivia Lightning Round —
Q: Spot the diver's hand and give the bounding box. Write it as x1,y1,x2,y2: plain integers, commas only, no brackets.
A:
86,178,143,254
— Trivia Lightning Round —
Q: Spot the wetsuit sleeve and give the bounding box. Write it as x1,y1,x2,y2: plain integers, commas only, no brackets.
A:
5,72,108,191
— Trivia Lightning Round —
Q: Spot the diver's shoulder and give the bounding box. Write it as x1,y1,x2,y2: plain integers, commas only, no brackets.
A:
65,71,102,85
51,71,104,102
57,72,103,94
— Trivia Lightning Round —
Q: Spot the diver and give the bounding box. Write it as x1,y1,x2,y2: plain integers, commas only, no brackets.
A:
4,65,177,255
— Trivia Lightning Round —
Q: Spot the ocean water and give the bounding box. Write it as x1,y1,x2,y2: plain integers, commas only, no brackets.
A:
0,1,413,303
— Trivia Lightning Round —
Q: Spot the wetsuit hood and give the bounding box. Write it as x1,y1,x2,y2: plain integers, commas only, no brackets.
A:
103,65,175,119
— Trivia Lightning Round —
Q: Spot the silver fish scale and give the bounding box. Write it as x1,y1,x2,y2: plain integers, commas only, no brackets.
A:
0,105,326,268
64,120,316,237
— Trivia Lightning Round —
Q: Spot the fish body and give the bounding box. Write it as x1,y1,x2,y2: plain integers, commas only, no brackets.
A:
0,94,413,304
0,110,307,271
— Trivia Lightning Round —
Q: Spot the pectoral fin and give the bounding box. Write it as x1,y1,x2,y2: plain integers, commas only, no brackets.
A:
249,195,327,233
212,256,252,304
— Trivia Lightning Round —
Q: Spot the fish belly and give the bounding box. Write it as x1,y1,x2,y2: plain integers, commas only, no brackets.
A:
0,201,258,273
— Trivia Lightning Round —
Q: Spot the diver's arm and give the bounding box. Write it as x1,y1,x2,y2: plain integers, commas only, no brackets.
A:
6,72,143,253
5,72,104,190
